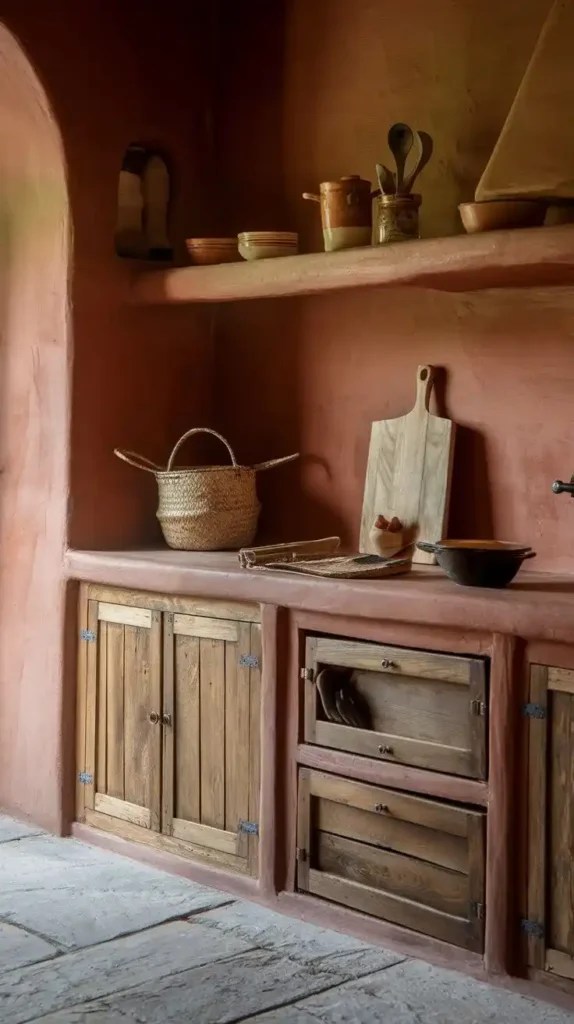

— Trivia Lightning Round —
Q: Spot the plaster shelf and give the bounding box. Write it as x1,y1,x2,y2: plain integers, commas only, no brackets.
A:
133,224,574,305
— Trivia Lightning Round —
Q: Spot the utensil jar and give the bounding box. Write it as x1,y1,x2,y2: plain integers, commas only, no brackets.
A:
376,193,421,244
303,176,372,252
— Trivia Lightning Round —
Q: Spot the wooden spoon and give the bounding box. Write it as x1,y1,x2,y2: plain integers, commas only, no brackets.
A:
388,123,414,193
375,162,396,196
402,130,434,194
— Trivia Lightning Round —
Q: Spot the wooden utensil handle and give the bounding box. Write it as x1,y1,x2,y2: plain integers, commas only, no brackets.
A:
415,364,434,411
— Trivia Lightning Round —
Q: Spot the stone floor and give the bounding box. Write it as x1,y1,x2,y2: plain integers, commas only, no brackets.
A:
0,815,571,1022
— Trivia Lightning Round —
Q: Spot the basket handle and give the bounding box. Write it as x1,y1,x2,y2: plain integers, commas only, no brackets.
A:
114,449,162,474
253,453,300,472
166,428,237,472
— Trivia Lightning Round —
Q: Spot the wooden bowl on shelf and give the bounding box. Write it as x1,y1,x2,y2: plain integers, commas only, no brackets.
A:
185,238,240,265
458,199,547,234
238,231,299,260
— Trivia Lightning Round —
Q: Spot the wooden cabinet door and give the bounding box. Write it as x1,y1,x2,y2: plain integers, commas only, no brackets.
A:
297,768,486,952
304,637,488,779
161,611,261,875
526,665,574,980
77,596,162,834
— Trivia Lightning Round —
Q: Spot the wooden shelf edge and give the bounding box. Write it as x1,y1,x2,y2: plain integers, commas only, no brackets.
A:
132,224,574,305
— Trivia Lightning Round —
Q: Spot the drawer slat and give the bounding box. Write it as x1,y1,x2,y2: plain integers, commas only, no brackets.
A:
314,638,473,684
308,869,478,952
315,720,472,778
317,830,469,917
317,797,469,874
307,770,474,837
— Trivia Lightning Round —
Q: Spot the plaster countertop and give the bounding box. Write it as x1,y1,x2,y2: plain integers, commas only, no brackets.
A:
65,548,574,644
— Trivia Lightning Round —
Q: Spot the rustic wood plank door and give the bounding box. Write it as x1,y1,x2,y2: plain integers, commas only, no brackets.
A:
304,636,488,779
77,596,162,833
526,665,574,980
161,611,261,875
297,768,486,952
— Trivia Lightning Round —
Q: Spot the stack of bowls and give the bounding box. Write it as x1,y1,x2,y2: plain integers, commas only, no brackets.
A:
186,238,241,265
238,231,299,261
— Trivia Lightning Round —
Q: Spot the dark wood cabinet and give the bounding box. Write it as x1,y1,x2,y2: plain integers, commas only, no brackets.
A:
303,636,488,779
526,664,574,981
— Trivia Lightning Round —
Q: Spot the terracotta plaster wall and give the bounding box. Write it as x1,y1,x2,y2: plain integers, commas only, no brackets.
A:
214,0,574,572
0,2,216,829
3,1,216,553
0,24,70,831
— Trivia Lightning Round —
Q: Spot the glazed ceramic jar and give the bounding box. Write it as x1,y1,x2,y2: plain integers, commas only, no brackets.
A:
375,193,422,244
303,176,373,252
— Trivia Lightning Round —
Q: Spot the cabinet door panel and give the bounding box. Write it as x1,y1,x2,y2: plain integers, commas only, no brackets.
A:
526,664,574,978
297,768,485,952
78,596,162,833
163,613,260,874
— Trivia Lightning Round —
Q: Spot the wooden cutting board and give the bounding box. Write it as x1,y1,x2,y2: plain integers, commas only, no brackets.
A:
360,366,456,565
476,0,574,201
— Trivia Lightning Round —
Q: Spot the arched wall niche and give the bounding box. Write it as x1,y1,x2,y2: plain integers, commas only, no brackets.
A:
0,22,71,831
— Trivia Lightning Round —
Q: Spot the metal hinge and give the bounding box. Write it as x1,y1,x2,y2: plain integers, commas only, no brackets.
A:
470,700,486,717
522,703,547,719
80,629,96,643
238,819,259,836
470,900,485,920
300,668,314,682
239,654,259,669
296,847,307,863
520,918,544,940
78,772,93,784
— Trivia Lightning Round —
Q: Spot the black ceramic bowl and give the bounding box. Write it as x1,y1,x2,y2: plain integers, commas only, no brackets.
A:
417,540,536,589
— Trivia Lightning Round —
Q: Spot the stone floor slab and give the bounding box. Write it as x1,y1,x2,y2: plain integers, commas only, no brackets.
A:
0,833,232,948
0,919,253,1024
250,960,574,1023
0,923,58,974
199,901,405,979
70,948,355,1024
0,816,44,844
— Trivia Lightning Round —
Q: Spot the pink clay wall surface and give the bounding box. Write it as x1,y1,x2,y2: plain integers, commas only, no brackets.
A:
214,0,574,573
0,2,215,830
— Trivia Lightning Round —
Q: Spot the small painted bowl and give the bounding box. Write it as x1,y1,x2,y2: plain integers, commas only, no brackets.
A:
238,231,299,260
186,238,240,265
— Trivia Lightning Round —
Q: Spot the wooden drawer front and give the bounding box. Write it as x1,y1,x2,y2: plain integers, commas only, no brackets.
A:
297,769,485,952
304,637,487,779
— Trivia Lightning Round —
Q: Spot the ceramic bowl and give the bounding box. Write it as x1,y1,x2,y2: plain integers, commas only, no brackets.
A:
458,200,547,234
238,231,299,261
417,539,536,589
185,238,240,265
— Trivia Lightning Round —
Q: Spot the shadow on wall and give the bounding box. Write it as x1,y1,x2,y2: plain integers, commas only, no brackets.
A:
0,22,71,830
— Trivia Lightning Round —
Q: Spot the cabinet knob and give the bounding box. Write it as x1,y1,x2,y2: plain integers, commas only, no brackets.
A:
378,744,394,755
161,713,172,727
374,803,389,814
148,712,160,724
381,659,397,670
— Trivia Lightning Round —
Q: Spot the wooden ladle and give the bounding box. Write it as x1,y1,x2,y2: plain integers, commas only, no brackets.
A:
401,130,434,194
388,123,414,193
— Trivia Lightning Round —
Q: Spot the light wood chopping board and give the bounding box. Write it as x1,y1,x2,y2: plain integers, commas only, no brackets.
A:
360,366,456,565
476,0,574,201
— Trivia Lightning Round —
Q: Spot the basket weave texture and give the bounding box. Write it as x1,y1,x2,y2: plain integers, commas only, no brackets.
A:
115,428,298,551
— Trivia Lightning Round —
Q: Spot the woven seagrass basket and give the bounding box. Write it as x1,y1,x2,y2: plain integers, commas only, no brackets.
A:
115,428,298,551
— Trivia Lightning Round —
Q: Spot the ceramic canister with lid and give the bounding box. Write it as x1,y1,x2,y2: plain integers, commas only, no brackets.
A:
303,175,373,251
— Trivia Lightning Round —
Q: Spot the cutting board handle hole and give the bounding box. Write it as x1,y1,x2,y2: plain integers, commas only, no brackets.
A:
419,367,429,381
